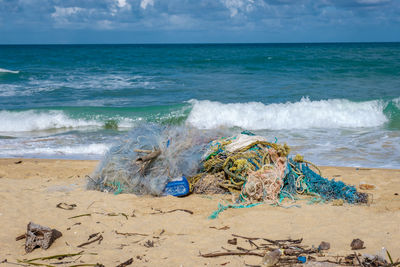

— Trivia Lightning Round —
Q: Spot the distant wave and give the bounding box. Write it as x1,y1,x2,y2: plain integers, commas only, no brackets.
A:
2,144,110,156
186,98,390,130
0,110,104,132
0,68,19,74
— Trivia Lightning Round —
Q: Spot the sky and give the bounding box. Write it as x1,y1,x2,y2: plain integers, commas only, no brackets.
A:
0,0,399,44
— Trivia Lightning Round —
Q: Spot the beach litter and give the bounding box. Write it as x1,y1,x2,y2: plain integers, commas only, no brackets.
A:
351,238,365,250
16,222,62,253
359,182,375,190
199,234,395,266
88,127,369,218
318,241,331,251
56,202,77,210
116,258,134,267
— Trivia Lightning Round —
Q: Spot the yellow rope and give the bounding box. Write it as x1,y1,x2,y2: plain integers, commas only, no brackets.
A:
293,154,322,176
191,138,293,196
187,173,204,192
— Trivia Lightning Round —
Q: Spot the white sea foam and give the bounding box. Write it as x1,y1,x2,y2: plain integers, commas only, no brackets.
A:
0,68,19,74
1,144,110,156
0,110,102,132
393,97,400,109
187,98,388,130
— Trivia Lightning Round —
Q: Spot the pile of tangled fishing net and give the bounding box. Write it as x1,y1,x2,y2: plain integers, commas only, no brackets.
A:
189,132,369,205
87,125,215,196
88,125,368,206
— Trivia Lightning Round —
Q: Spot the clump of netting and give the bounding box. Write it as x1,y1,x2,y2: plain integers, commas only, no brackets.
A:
189,132,369,204
87,125,218,196
88,126,368,205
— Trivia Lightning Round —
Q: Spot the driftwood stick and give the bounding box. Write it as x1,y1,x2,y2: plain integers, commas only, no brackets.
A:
231,234,260,241
165,209,194,215
68,214,91,219
116,258,133,267
136,150,161,163
23,251,84,263
248,239,260,249
16,234,26,241
135,149,161,175
77,234,103,248
150,209,194,215
115,231,148,237
199,251,264,258
134,149,153,153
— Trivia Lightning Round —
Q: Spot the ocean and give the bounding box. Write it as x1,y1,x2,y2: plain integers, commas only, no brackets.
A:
0,43,399,168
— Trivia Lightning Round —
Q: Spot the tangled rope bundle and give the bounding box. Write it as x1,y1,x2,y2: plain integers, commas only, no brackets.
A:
189,132,368,206
189,134,290,203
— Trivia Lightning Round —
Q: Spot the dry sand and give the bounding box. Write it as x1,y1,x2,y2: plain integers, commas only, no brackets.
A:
0,158,399,266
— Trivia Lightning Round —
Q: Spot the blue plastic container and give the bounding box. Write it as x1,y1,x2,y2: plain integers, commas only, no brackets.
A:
163,176,190,197
297,256,307,263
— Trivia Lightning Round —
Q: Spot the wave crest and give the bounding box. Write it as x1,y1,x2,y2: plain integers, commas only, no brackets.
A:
0,68,19,74
186,98,389,130
0,110,102,132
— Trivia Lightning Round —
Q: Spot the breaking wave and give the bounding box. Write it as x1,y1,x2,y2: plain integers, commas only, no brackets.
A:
0,68,19,74
1,97,398,133
187,98,390,130
0,110,103,132
2,144,110,157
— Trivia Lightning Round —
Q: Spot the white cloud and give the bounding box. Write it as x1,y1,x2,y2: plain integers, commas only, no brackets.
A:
97,19,113,29
51,6,86,25
116,0,131,10
51,6,83,19
221,0,256,17
117,0,127,8
140,0,154,10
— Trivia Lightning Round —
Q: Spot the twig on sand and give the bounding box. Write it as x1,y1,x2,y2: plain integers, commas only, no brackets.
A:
68,214,91,219
210,226,230,230
69,264,104,267
231,234,259,241
115,231,148,237
17,252,84,267
77,233,103,248
116,258,133,267
199,251,264,258
150,209,193,215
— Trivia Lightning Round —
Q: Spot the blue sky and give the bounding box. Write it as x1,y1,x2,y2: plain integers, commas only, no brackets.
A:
0,0,399,44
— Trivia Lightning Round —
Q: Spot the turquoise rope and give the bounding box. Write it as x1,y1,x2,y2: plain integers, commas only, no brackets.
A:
208,202,263,219
113,181,123,195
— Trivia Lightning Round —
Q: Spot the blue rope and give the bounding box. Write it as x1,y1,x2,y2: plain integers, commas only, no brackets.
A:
208,202,263,219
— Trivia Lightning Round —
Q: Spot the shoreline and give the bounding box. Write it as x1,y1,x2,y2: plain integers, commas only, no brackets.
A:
0,158,399,265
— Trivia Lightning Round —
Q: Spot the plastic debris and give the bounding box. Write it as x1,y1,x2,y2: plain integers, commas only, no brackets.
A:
262,249,281,266
163,176,190,197
298,256,307,263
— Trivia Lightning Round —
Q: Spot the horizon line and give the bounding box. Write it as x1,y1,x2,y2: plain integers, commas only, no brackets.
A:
1,41,400,46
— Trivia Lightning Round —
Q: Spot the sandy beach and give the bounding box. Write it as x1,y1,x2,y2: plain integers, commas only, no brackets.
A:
0,158,399,266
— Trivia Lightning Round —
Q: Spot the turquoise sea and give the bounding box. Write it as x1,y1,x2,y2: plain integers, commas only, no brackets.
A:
0,43,399,168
